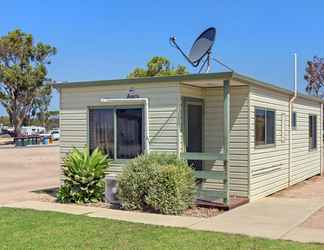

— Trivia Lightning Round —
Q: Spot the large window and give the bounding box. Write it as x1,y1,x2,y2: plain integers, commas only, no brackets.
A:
255,108,275,146
89,107,144,159
309,115,317,150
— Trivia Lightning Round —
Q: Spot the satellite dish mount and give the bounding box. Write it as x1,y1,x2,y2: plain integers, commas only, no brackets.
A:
170,27,233,73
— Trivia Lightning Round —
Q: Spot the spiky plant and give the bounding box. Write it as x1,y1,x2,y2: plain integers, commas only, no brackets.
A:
57,147,110,203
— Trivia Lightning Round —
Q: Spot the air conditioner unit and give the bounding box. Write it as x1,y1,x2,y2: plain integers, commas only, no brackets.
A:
105,174,120,204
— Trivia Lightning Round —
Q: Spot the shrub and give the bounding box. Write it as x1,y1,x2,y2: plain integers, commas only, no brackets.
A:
57,147,110,203
117,153,196,214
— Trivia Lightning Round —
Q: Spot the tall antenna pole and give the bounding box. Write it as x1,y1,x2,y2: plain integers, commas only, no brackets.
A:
294,53,298,95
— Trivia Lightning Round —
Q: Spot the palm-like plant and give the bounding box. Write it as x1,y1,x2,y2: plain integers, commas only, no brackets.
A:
57,147,110,203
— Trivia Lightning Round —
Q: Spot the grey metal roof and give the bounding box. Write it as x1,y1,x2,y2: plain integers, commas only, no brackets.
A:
52,72,324,104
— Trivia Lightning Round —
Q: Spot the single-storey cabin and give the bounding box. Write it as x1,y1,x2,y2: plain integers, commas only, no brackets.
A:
53,72,324,205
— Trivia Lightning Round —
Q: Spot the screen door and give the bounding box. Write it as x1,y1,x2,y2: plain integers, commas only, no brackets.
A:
185,100,203,170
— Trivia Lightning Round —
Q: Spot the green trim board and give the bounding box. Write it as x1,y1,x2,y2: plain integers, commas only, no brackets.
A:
197,189,227,200
194,170,226,180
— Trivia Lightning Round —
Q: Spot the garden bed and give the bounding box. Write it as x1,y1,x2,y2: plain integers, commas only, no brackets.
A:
32,188,223,218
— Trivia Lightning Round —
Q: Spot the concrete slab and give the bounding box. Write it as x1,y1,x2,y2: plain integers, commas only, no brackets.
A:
189,197,324,239
282,227,324,244
88,208,205,228
3,201,99,215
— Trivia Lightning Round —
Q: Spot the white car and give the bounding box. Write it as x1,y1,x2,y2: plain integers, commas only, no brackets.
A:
50,130,60,141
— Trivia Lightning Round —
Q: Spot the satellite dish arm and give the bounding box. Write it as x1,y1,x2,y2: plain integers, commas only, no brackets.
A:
169,37,198,67
212,57,234,72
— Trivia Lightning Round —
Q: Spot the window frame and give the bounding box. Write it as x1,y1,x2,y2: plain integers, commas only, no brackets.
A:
255,107,276,148
309,114,317,151
88,105,145,161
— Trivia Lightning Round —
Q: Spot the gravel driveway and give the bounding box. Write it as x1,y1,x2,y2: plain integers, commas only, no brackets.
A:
0,146,60,204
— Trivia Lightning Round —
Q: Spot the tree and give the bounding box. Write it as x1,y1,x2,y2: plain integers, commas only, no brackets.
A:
32,85,52,128
305,56,324,96
128,56,188,78
0,29,56,135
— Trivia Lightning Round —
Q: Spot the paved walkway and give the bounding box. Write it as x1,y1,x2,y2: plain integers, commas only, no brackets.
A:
3,197,324,244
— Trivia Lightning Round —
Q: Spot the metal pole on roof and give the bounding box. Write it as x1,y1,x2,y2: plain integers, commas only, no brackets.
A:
294,53,298,96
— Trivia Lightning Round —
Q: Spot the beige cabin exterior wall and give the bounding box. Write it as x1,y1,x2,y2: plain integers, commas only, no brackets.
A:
59,82,180,174
249,85,322,201
180,84,250,197
249,85,290,200
291,97,321,185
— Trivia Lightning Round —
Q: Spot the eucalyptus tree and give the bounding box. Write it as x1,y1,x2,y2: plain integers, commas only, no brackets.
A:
0,29,56,135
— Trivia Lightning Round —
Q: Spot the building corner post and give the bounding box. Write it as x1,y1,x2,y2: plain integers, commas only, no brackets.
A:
223,79,230,205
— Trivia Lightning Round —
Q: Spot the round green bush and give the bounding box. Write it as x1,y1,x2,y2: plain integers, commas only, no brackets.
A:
117,153,196,215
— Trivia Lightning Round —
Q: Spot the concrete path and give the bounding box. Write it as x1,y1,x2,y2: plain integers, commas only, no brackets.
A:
191,197,324,243
3,198,324,244
3,200,206,228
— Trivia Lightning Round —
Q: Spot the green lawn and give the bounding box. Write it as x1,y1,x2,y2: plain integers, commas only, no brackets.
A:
0,208,322,250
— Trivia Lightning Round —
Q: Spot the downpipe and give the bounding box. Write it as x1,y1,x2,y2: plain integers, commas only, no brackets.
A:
288,53,298,186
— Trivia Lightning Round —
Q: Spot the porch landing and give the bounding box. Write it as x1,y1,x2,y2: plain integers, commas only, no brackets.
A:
197,196,249,210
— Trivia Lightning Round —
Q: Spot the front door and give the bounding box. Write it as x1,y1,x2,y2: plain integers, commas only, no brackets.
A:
185,99,203,170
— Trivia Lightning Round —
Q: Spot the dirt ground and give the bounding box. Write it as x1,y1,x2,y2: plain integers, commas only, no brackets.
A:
272,176,324,199
0,146,60,204
272,175,324,231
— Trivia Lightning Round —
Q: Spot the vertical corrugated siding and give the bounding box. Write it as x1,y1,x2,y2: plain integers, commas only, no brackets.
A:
291,98,321,184
59,82,180,174
180,84,249,197
249,85,290,200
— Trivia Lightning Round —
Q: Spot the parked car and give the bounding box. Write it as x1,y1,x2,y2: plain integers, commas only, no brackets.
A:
21,126,46,136
50,130,60,141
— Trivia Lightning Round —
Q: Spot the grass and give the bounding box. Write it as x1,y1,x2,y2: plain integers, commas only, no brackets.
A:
0,208,323,250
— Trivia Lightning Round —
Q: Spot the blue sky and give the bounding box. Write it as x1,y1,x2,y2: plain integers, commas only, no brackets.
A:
0,0,323,115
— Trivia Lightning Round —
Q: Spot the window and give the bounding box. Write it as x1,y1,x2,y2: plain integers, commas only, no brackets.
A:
292,111,297,129
255,108,275,146
89,108,144,159
309,115,317,150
